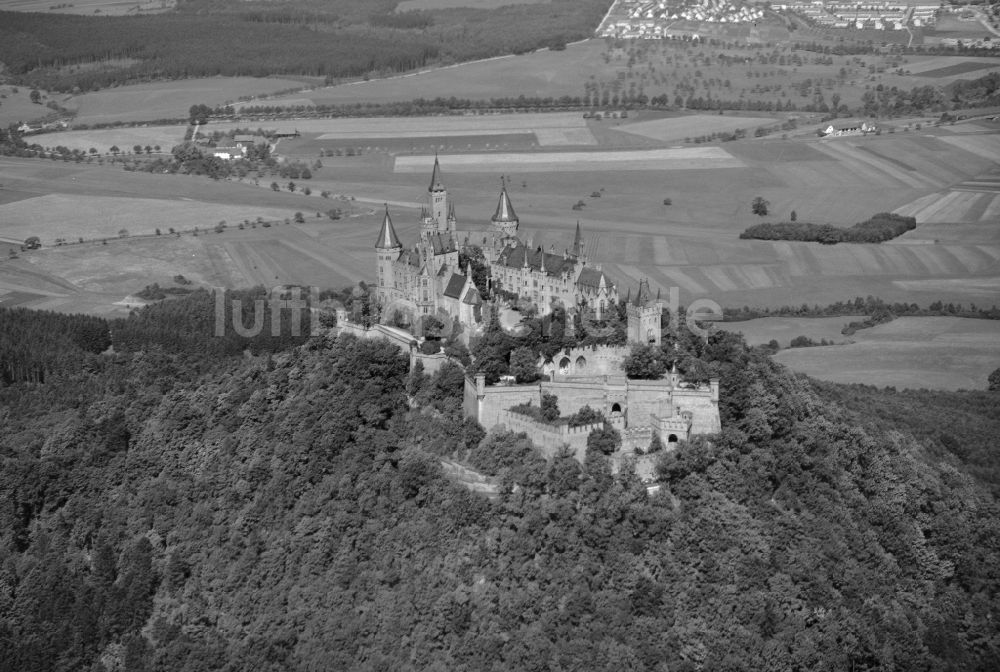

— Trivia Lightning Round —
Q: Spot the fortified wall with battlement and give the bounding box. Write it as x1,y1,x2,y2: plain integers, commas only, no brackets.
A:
492,410,606,462
464,370,721,446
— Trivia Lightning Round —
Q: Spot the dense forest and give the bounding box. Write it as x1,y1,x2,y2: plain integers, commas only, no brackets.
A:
1,295,999,669
0,0,609,92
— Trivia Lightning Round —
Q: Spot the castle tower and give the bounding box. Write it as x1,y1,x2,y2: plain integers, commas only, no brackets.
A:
422,154,452,240
626,279,663,346
374,204,402,305
490,177,519,239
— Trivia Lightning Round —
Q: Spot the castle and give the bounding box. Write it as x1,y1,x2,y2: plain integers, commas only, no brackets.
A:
372,158,720,456
374,157,619,329
464,277,721,457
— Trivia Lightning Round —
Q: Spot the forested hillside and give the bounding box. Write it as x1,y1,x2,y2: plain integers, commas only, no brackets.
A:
0,0,609,92
0,303,998,670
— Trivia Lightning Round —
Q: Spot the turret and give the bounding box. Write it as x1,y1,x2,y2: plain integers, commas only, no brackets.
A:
375,205,402,302
490,177,519,238
626,279,664,347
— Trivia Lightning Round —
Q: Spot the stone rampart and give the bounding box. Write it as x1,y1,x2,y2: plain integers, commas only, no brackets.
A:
494,410,603,462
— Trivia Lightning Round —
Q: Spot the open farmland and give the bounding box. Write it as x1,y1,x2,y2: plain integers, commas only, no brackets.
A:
63,77,311,125
615,114,774,143
29,125,185,154
719,316,866,347
3,121,1000,317
0,194,307,244
394,146,744,173
0,85,55,126
396,0,547,8
0,0,173,15
207,113,597,147
773,317,1000,391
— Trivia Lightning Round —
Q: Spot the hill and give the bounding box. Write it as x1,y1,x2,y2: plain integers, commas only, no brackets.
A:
0,302,998,670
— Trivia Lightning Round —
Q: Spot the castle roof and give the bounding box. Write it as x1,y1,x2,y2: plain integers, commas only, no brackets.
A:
443,273,468,299
428,232,455,256
632,278,654,306
497,244,575,277
375,205,402,249
577,267,613,291
491,179,518,224
462,287,481,305
429,155,445,192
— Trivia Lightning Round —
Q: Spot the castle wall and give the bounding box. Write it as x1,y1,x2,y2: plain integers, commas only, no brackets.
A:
466,378,541,430
493,410,602,462
673,387,722,435
547,344,628,378
541,379,621,417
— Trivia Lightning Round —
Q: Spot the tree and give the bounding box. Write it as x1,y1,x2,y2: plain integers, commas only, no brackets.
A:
623,343,668,379
752,196,769,216
790,210,797,222
541,393,560,422
293,212,305,224
587,425,621,455
29,89,41,104
133,144,142,155
510,347,540,384
287,182,296,192
109,145,120,156
989,367,1000,392
271,182,280,191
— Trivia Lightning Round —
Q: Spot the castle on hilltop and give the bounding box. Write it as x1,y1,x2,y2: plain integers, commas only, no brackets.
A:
369,157,720,458
374,157,619,329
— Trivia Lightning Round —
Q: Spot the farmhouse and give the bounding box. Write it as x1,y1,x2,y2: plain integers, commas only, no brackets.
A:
822,121,877,137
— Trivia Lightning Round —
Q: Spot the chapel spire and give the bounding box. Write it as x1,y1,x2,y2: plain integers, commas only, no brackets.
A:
490,176,519,237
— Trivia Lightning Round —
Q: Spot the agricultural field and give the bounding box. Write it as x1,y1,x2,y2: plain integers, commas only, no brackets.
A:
396,0,547,8
252,38,1000,123
61,77,312,125
29,125,186,154
773,317,1000,391
719,316,866,347
0,0,173,15
0,85,54,127
394,146,745,172
614,114,773,143
207,113,598,148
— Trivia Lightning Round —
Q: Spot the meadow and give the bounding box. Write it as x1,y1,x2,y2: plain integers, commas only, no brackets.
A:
0,85,53,127
773,317,1000,391
62,77,312,125
30,125,185,154
0,0,173,15
719,315,866,347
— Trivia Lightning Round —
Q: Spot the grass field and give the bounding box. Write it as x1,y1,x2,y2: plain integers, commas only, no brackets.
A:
719,316,866,347
0,85,55,127
616,114,775,143
30,125,185,154
394,146,745,172
913,61,1000,78
773,317,1000,391
0,0,173,14
397,0,546,8
63,77,311,125
2,119,999,320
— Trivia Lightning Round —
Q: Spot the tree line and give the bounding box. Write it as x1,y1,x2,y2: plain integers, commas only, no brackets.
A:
740,212,917,244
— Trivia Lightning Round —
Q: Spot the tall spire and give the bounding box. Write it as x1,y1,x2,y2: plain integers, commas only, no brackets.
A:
491,176,518,224
633,278,652,306
429,153,445,193
572,221,584,257
375,204,402,249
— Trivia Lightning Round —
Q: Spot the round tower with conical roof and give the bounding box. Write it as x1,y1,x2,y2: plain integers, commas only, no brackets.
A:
374,204,402,304
490,177,519,239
